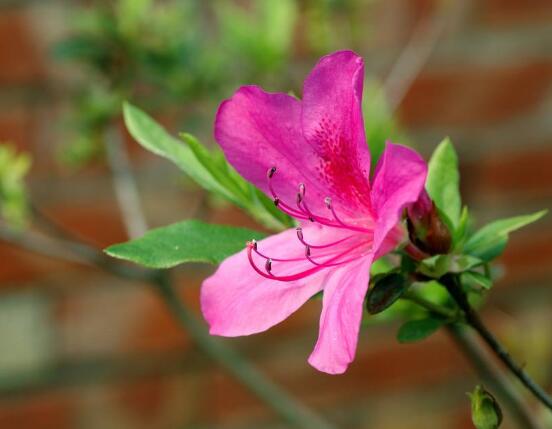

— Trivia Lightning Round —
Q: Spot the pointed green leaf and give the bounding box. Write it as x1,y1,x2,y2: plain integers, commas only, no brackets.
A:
397,317,444,343
123,103,292,230
418,255,451,278
426,138,461,228
180,132,293,230
123,102,232,199
464,210,547,261
462,271,493,290
105,220,266,268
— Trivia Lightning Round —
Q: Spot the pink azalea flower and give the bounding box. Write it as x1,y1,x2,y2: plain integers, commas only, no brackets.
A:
201,51,428,374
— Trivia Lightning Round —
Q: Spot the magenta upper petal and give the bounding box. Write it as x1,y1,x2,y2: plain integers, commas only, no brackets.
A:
201,227,330,337
215,85,330,213
301,50,372,212
371,141,428,253
307,257,373,374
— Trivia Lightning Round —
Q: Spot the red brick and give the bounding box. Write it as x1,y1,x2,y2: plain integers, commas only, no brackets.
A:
499,228,552,285
0,10,44,84
0,242,76,285
115,377,171,424
0,106,36,151
480,0,552,26
0,392,75,429
400,62,552,127
461,147,552,200
40,201,128,248
123,283,194,354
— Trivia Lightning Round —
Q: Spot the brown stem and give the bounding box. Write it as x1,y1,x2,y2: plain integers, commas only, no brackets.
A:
442,273,552,412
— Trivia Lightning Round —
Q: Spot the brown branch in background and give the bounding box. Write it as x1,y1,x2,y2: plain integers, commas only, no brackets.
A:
104,127,148,238
442,274,552,413
447,325,543,429
384,0,459,112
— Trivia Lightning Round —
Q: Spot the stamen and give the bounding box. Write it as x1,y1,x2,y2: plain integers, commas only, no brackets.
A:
267,167,311,219
266,166,373,234
324,196,373,233
246,240,368,282
296,226,356,249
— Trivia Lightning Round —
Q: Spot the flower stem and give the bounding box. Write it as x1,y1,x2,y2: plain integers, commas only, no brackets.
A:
401,290,458,320
447,324,543,429
441,273,552,412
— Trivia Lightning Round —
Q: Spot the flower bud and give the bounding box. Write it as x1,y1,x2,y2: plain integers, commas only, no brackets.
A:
407,190,452,255
468,385,503,429
366,272,408,314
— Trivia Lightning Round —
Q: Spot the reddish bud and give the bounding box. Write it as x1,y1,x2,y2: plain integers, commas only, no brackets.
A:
407,191,452,255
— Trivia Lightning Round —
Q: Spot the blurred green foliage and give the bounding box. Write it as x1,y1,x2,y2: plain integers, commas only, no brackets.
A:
0,145,31,229
54,0,401,169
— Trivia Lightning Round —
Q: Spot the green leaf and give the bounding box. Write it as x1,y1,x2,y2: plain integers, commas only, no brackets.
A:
366,273,408,315
426,138,461,228
464,210,547,261
123,102,228,197
397,317,444,343
453,206,470,248
0,144,31,228
418,255,451,278
462,271,492,290
468,385,503,429
105,219,266,268
124,102,292,230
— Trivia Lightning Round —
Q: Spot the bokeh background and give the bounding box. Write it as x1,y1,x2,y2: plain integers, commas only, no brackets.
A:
0,0,551,428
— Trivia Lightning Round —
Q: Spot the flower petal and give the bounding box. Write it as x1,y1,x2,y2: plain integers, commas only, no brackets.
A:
371,142,428,253
301,50,372,212
308,256,372,374
201,226,338,337
214,85,329,213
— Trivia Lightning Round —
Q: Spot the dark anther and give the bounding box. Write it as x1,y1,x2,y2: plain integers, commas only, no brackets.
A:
324,196,332,209
267,166,277,179
298,183,306,196
309,216,315,222
296,192,303,204
250,239,258,250
305,245,311,257
273,197,280,207
296,227,303,240
265,258,273,273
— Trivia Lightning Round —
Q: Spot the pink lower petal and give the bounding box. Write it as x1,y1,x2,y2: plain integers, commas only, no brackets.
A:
308,256,373,374
201,226,344,337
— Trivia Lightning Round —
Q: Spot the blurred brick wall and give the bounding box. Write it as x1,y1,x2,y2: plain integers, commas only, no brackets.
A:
0,1,551,429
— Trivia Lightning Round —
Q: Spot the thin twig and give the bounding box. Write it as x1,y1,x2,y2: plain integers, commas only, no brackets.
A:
156,272,335,429
447,324,543,429
384,1,455,112
401,290,458,320
442,274,552,412
104,126,148,238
